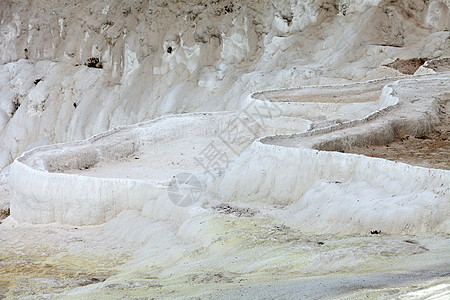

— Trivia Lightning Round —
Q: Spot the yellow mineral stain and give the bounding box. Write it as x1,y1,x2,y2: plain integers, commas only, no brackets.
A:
0,248,128,298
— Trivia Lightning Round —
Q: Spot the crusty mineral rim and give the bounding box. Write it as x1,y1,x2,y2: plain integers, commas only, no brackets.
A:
8,111,237,225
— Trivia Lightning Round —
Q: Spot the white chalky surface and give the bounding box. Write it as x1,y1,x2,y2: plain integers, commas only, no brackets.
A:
1,0,449,298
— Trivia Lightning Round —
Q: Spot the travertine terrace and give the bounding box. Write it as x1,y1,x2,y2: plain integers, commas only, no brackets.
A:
1,1,449,298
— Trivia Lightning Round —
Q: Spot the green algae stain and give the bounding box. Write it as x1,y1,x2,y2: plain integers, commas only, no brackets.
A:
0,249,127,298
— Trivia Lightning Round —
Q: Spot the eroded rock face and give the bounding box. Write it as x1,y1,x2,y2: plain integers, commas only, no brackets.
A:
0,0,449,169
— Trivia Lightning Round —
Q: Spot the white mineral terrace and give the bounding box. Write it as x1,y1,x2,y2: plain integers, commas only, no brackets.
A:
2,1,450,298
4,71,449,299
8,73,449,235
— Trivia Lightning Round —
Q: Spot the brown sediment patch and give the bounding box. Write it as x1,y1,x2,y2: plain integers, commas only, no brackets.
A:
0,209,9,220
188,271,238,284
423,57,450,73
383,58,429,75
347,108,449,170
212,204,258,217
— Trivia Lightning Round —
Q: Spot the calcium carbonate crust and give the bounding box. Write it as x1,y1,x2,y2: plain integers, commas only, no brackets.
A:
9,73,450,235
